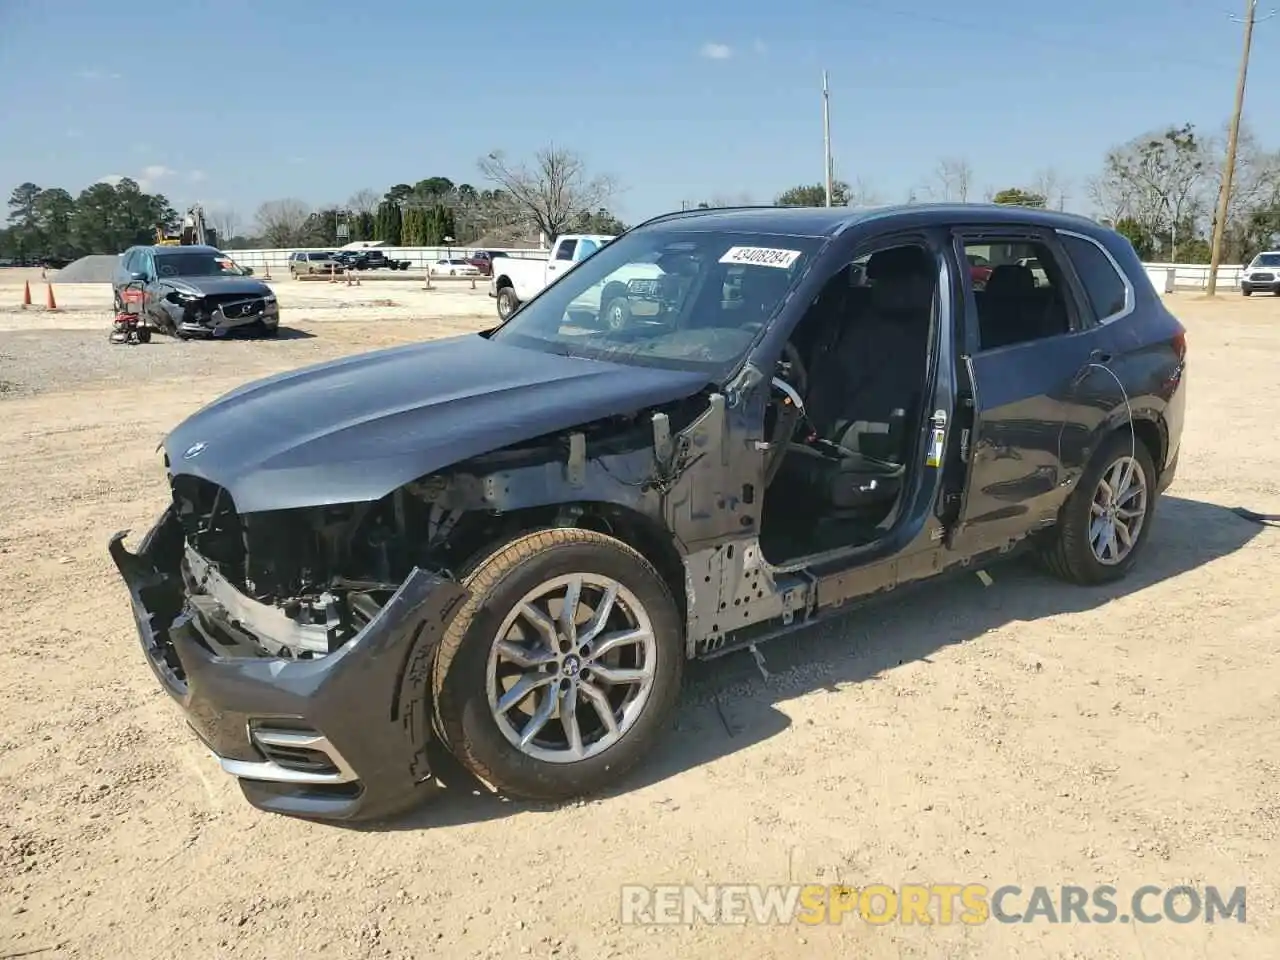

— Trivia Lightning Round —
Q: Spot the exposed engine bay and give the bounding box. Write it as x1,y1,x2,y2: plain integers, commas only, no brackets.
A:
171,394,712,660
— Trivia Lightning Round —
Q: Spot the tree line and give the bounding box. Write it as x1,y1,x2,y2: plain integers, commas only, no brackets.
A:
1,179,178,263
5,123,1278,263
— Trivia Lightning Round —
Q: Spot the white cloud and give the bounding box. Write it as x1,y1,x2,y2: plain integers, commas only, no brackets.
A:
77,68,122,81
700,42,732,60
95,166,180,192
189,170,207,183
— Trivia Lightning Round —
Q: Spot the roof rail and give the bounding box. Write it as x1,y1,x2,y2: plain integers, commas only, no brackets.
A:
627,204,788,232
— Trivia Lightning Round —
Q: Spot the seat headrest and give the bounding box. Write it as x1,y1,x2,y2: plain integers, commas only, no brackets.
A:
866,246,931,281
985,263,1036,298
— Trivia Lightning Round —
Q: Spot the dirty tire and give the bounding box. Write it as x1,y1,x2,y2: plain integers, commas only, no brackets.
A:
1038,429,1157,585
1242,289,1252,297
432,528,684,801
496,286,519,320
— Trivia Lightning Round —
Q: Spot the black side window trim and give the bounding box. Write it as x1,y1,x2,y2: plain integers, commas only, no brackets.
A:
1055,229,1136,325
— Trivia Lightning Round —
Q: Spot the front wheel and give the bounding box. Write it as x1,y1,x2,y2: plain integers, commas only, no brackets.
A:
1242,288,1252,297
432,528,684,801
1038,431,1157,584
496,285,519,320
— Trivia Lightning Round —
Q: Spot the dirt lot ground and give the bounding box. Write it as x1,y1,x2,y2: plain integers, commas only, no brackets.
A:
1,268,1278,959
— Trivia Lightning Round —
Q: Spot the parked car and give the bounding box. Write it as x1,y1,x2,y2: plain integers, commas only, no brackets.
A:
430,258,481,277
289,251,345,277
339,249,411,271
109,204,1185,820
966,252,993,291
490,233,657,320
465,250,507,276
1240,250,1280,296
113,244,279,338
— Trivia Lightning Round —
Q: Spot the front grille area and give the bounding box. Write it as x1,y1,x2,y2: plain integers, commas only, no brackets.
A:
1249,272,1275,283
170,474,245,578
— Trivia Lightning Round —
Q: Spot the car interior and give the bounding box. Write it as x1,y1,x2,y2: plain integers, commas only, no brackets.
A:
756,236,1075,564
759,242,938,564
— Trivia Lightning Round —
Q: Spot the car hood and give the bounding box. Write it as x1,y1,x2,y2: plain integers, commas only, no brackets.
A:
164,276,272,297
163,334,712,513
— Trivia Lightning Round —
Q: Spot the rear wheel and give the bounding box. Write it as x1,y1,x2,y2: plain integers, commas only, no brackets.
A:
1039,431,1156,585
496,285,519,320
432,529,684,801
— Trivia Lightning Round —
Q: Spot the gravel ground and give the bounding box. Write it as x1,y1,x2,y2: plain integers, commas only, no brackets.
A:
0,326,366,399
1,292,1279,960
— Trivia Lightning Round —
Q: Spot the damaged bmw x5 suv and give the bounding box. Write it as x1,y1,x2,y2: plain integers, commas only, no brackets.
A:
110,204,1186,821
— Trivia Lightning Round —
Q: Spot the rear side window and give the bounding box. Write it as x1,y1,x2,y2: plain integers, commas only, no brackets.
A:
555,238,578,260
1060,233,1128,322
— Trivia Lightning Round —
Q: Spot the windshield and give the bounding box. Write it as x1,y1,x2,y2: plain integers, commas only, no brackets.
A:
489,227,826,376
1250,253,1280,268
155,251,246,278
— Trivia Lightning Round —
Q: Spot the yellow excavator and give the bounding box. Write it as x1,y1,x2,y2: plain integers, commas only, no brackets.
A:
154,204,218,247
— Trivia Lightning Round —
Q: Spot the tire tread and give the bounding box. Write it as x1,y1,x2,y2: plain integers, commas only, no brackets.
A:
431,527,679,799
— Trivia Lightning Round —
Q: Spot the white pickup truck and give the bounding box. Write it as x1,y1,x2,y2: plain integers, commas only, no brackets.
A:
489,234,663,321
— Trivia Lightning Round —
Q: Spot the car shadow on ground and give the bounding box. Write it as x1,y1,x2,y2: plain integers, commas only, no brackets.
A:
221,325,315,341
350,495,1264,832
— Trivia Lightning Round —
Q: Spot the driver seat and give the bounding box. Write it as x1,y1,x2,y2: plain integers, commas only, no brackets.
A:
780,246,934,517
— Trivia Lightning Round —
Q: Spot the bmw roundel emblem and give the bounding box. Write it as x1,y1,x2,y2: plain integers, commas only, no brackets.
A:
183,441,208,460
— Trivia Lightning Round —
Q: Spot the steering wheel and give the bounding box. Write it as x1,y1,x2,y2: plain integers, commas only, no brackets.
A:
763,341,808,486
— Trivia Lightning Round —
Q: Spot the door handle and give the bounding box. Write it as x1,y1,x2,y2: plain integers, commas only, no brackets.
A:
1088,349,1113,364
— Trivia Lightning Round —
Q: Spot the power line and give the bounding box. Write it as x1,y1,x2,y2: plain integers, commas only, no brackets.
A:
1206,0,1275,295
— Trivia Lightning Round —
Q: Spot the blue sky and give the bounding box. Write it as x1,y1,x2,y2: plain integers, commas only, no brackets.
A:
0,0,1273,225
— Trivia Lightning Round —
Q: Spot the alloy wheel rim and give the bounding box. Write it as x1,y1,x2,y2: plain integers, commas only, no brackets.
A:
485,573,657,764
1090,455,1148,565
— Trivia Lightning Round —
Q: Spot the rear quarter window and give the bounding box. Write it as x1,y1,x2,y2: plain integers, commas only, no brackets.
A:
1060,233,1128,322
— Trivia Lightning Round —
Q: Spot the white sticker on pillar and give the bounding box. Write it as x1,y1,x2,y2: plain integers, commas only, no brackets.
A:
719,246,803,269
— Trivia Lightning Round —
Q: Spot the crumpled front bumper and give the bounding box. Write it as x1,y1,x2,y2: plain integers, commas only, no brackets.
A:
108,508,467,821
175,303,280,338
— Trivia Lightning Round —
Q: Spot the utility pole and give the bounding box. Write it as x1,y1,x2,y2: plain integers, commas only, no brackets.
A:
1207,0,1260,296
822,71,834,207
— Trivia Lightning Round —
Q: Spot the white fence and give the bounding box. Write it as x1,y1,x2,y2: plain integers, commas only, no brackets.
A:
1143,262,1244,291
222,246,546,274
222,246,1249,292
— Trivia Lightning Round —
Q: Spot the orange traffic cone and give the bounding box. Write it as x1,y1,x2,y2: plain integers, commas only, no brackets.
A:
22,281,31,307
45,284,57,311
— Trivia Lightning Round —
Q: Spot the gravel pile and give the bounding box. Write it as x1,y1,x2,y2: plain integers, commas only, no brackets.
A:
53,254,121,284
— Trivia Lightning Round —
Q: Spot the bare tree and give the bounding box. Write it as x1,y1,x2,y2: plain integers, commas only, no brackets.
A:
845,176,883,208
206,207,241,244
1087,173,1135,225
254,198,312,248
933,157,973,202
1096,124,1211,260
347,188,380,216
1031,168,1069,211
478,146,616,241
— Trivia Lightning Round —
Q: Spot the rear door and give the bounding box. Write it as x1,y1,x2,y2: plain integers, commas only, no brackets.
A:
545,237,578,286
944,226,1121,554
